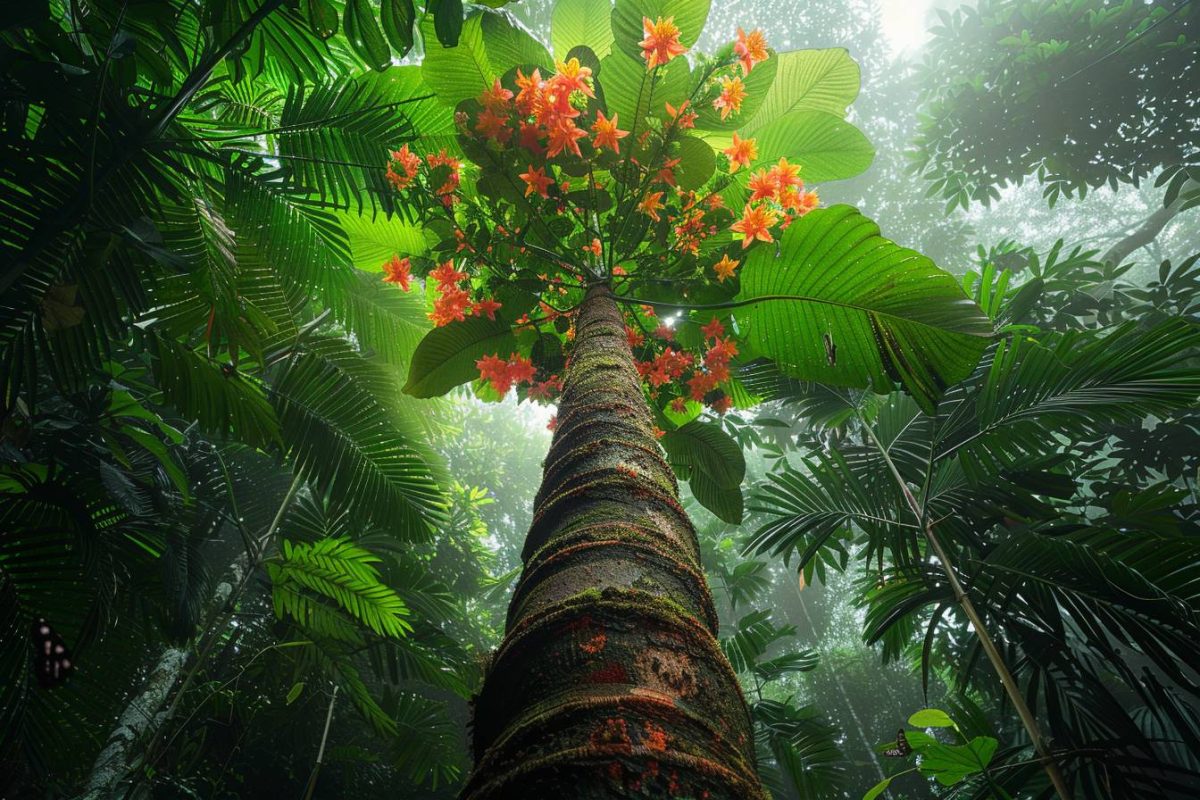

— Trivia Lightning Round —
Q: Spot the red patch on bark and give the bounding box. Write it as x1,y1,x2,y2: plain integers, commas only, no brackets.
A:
591,717,633,754
580,628,607,654
588,663,628,684
643,722,669,752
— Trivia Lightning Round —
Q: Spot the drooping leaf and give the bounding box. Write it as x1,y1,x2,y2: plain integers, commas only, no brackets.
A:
403,316,517,398
735,205,993,413
552,0,615,59
750,110,875,183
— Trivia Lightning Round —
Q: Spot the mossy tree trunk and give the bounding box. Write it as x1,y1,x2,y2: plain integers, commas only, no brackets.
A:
461,285,766,799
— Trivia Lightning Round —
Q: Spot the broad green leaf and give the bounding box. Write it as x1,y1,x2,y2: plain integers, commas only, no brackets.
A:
660,419,745,487
908,708,956,728
286,681,305,705
918,737,999,786
421,13,489,105
421,11,550,107
599,47,691,129
735,205,993,413
743,48,861,132
403,316,517,397
306,0,339,39
552,0,615,59
661,420,746,523
675,136,715,190
750,110,874,183
344,0,391,72
863,777,892,800
338,212,427,271
428,0,464,46
611,0,710,62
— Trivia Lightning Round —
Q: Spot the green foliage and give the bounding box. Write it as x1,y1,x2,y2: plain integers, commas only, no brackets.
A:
736,205,994,413
912,0,1200,208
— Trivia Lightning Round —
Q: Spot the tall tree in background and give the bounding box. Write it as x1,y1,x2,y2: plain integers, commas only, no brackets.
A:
383,0,990,794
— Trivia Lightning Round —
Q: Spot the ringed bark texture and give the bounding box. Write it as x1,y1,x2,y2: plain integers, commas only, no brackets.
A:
461,285,766,799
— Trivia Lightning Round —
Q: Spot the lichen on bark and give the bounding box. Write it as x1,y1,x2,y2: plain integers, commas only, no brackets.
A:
461,284,766,799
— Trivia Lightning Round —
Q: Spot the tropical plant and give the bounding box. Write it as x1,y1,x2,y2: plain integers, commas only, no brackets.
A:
364,0,992,794
749,251,1200,798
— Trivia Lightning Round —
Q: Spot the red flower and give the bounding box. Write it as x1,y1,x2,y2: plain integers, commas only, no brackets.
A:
381,255,412,291
546,117,587,158
640,16,687,70
701,317,726,341
475,107,512,143
430,287,471,326
687,371,718,401
665,100,698,129
552,57,595,98
472,297,502,320
520,164,554,198
711,393,732,414
626,325,645,348
638,191,665,221
713,254,739,282
476,352,537,395
385,145,422,192
653,323,674,340
747,168,779,202
669,397,688,413
429,260,468,290
480,78,514,110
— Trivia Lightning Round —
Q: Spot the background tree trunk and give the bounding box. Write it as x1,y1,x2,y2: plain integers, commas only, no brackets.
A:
460,285,767,799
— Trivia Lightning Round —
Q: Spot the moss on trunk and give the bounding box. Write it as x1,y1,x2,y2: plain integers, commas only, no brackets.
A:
460,285,766,799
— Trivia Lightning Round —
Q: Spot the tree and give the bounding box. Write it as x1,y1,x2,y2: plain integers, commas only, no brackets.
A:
378,0,991,794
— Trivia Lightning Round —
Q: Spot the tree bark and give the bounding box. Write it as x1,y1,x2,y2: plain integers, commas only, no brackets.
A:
460,285,766,799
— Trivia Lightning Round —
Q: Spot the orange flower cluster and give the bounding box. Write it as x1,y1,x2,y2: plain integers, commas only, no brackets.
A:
385,145,421,191
735,28,770,75
476,352,536,395
732,157,819,248
468,58,605,161
636,347,695,388
713,75,747,120
427,259,504,327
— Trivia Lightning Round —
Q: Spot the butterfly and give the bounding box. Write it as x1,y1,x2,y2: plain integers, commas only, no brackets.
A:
882,729,911,757
822,332,837,367
31,618,74,688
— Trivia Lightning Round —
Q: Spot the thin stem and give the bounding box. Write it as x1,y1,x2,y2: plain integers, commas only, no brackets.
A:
301,684,339,800
856,412,1073,800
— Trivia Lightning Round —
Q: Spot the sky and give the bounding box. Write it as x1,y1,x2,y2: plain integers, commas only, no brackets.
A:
879,0,935,56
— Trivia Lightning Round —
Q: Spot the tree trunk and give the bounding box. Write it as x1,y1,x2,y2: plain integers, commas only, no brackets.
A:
460,285,766,799
1100,180,1196,267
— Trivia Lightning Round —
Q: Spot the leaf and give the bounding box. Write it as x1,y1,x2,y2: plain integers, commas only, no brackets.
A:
693,49,777,132
305,0,339,39
429,0,464,47
286,681,306,705
611,0,710,63
382,0,416,56
675,136,715,191
918,737,998,786
743,48,861,132
750,110,875,183
552,0,615,59
908,708,956,728
734,205,993,413
660,420,745,488
863,777,892,800
403,316,517,397
421,12,488,105
689,469,744,524
344,0,392,72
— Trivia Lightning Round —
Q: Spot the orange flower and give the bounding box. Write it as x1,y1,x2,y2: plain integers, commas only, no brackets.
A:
472,297,502,320
430,287,471,326
712,254,739,282
381,255,412,291
712,75,747,120
474,106,511,142
591,110,628,153
723,133,757,173
638,190,665,221
747,168,779,202
795,190,819,215
425,149,461,196
480,78,513,110
711,393,732,414
476,352,536,395
520,164,553,198
731,203,778,248
429,259,468,289
552,57,595,98
546,117,587,158
768,157,802,190
669,396,688,413
640,16,686,69
385,145,421,192
701,317,726,341
625,325,645,348
734,28,769,75
515,68,544,115
584,237,602,257
687,370,718,401
665,100,697,129
655,156,681,187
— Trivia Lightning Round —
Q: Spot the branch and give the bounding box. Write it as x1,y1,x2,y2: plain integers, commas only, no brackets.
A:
1100,180,1197,266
